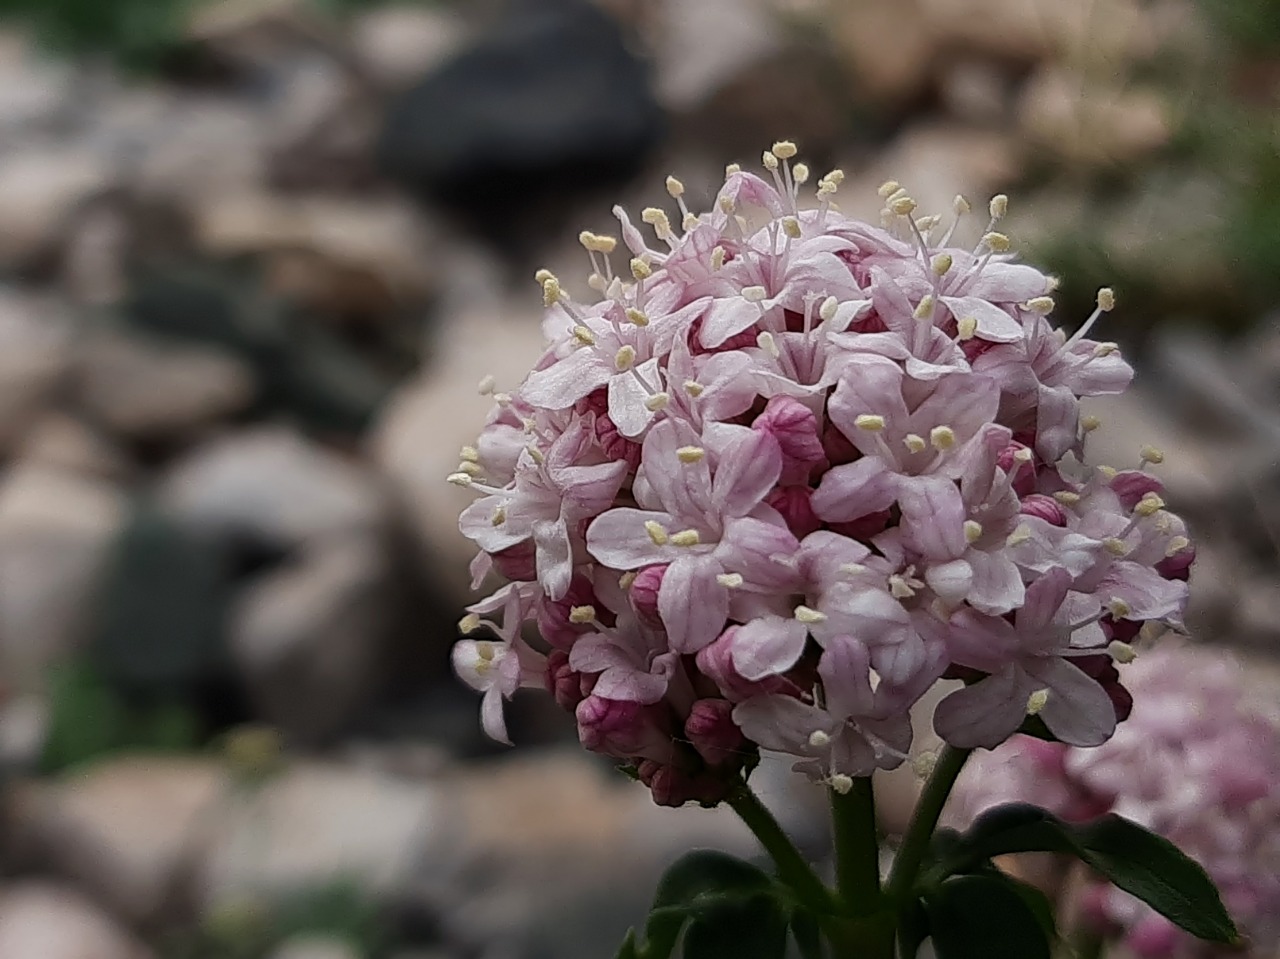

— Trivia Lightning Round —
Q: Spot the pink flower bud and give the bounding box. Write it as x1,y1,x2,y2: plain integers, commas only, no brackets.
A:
1019,493,1066,526
684,698,745,766
575,695,673,763
1155,542,1194,582
696,628,795,702
545,650,585,711
537,574,605,649
629,564,666,628
753,396,827,483
828,509,892,541
765,485,821,538
491,541,536,581
1109,469,1164,511
998,442,1037,497
580,388,641,470
637,760,733,807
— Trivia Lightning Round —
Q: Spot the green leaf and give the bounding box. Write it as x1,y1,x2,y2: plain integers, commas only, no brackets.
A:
614,928,641,959
680,892,788,959
997,874,1057,942
790,909,823,959
651,850,777,911
923,875,1051,959
942,804,1240,945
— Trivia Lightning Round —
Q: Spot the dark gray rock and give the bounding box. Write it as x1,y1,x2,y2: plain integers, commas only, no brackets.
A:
377,0,663,246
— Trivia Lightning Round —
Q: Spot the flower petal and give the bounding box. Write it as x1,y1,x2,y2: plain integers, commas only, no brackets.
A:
659,554,730,654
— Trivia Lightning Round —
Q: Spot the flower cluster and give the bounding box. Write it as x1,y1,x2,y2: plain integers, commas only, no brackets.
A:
948,645,1280,958
449,143,1193,806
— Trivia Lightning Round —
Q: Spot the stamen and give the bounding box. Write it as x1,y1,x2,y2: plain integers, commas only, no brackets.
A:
1107,597,1132,618
1026,296,1055,314
665,176,685,198
982,231,1011,253
1134,492,1165,517
477,374,496,395
641,207,673,241
808,729,831,748
1006,525,1032,547
671,529,701,547
1026,688,1049,715
963,520,984,543
929,425,956,451
855,414,886,432
619,571,638,589
877,179,902,198
1165,535,1190,557
1108,640,1137,664
615,345,636,371
625,307,650,327
1081,415,1102,433
795,605,827,624
756,331,781,358
742,285,768,302
989,194,1009,220
645,521,669,546
1053,491,1081,506
459,613,482,634
772,140,798,159
1103,537,1129,557
792,163,810,184
630,257,652,280
956,316,978,340
716,572,744,588
828,773,853,795
677,446,706,463
459,445,480,463
644,392,671,412
710,246,726,271
569,605,597,624
1140,445,1164,465
683,380,705,397
931,253,953,276
903,433,927,454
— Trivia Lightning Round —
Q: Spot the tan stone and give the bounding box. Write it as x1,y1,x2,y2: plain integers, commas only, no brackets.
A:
0,882,154,959
830,0,935,104
0,149,112,267
351,7,467,90
0,291,73,455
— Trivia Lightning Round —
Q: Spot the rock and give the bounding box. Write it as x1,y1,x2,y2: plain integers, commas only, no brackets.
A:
1016,69,1170,169
0,290,73,455
0,465,127,690
352,7,468,91
16,413,129,481
201,762,443,913
830,0,935,105
0,149,112,268
195,194,440,318
9,758,229,924
160,427,387,551
371,292,547,602
74,330,256,440
0,31,75,142
229,536,396,742
132,98,267,204
0,694,48,773
938,59,1014,123
377,0,662,240
0,882,155,959
270,936,363,959
651,0,779,111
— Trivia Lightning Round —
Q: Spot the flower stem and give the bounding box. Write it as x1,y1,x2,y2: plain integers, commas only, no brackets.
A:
885,745,973,905
829,776,882,914
726,778,838,915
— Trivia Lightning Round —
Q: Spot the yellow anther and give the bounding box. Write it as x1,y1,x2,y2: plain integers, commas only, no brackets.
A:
446,472,474,487
1097,288,1116,312
625,307,650,327
1082,415,1102,433
889,194,918,216
931,253,953,276
1134,493,1165,517
782,216,802,239
682,212,699,231
1026,296,1055,314
1108,640,1137,664
808,730,831,748
877,179,902,198
1013,448,1034,463
619,571,638,589
534,268,555,284
458,461,483,477
665,175,685,198
989,194,1009,219
963,520,984,544
683,380,705,397
1006,525,1032,547
716,572,744,588
819,296,838,322
1107,597,1132,618
459,613,482,635
645,521,669,546
677,446,706,464
1026,689,1049,715
460,445,480,463
630,257,652,280
953,194,972,215
792,162,810,184
644,392,671,412
491,505,506,526
1140,445,1165,465
913,294,936,320
1096,465,1118,479
641,207,672,238
756,331,780,358
1093,343,1119,357
542,276,562,307
916,214,942,233
614,345,636,371
930,425,956,451
903,433,927,454
912,750,939,779
671,529,701,547
579,231,618,254
829,774,854,795
569,605,597,624
956,316,978,340
1053,491,1081,506
983,232,1011,252
477,374,497,395
795,605,827,624
725,162,742,176
571,326,595,347
1165,535,1190,558
710,246,726,271
855,414,886,432
1103,537,1129,557
772,140,798,159
762,150,779,171
839,562,868,575
526,445,545,464
742,285,768,302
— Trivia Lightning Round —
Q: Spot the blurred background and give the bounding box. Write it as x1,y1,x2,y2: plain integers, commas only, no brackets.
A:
0,0,1275,956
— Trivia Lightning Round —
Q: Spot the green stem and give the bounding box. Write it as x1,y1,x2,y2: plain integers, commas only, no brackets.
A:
885,745,973,904
829,776,882,914
726,779,837,915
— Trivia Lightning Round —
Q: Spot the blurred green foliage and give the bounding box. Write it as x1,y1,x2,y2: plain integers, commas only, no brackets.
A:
166,881,392,959
40,659,201,774
1195,0,1280,54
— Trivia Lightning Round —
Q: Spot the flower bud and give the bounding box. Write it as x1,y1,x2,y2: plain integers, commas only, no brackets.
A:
997,442,1036,497
537,575,604,649
636,760,732,807
684,699,745,766
545,650,586,711
1109,469,1165,511
1155,542,1194,582
490,541,537,581
629,564,667,628
576,696,673,762
753,396,827,482
1126,913,1180,959
765,485,822,538
1019,494,1066,526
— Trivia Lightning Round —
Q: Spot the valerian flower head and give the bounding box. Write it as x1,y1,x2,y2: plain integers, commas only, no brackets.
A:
947,645,1280,958
449,146,1193,805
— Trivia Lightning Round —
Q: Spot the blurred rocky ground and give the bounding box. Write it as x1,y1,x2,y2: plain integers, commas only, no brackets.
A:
0,0,1275,956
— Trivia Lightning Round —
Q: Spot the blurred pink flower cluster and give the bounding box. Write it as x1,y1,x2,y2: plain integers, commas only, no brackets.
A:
449,143,1193,805
949,645,1280,957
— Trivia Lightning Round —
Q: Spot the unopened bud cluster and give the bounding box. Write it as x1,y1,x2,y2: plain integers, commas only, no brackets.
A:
450,145,1192,806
